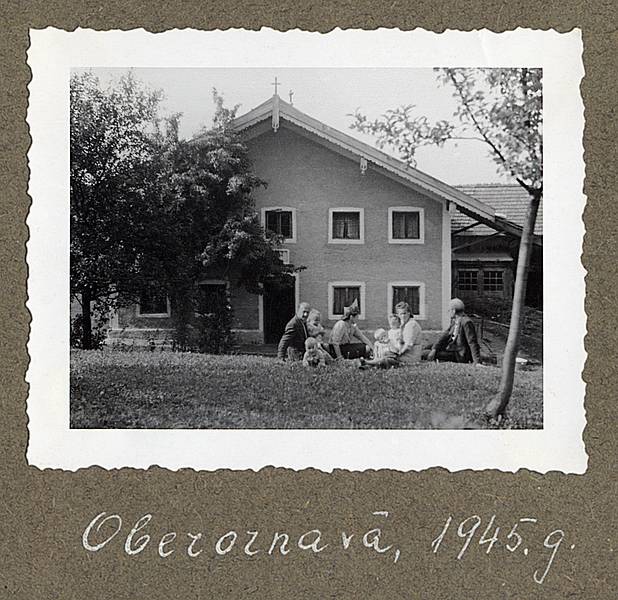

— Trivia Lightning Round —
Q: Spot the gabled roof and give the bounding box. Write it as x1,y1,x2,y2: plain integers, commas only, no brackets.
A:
453,184,543,236
216,94,497,222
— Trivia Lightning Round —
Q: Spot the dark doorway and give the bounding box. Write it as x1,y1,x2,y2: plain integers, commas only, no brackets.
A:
263,276,296,344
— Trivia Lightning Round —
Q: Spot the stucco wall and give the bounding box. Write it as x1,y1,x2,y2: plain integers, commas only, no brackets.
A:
242,123,445,333
115,283,260,332
113,121,446,341
116,304,173,330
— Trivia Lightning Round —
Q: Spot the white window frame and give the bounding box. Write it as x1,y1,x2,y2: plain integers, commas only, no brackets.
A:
388,206,425,244
328,281,366,320
387,281,426,320
274,248,290,264
328,207,365,245
261,206,297,243
136,292,171,318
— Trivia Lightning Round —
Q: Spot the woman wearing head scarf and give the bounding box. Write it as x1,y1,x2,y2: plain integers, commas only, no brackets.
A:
329,300,373,360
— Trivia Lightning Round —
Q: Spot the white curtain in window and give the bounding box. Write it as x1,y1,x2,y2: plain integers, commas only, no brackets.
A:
392,212,419,239
333,213,359,239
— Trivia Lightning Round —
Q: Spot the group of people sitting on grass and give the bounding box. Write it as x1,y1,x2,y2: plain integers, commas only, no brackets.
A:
277,297,482,368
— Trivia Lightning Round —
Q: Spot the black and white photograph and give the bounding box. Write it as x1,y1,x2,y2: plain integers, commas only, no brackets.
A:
68,66,543,430
26,28,585,471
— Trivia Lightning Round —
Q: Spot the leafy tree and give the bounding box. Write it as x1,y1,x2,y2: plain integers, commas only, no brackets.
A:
71,73,297,353
351,68,542,417
162,90,297,352
70,71,176,349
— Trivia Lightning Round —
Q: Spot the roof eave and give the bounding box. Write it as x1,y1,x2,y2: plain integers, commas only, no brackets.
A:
231,98,496,221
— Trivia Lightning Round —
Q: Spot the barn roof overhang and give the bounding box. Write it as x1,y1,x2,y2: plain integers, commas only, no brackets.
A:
455,206,543,246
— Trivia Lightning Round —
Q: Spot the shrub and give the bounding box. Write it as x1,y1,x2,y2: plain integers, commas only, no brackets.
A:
171,283,234,354
70,313,108,350
195,288,234,354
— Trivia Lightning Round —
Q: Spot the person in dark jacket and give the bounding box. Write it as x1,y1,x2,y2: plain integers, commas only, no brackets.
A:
277,302,311,360
427,298,482,365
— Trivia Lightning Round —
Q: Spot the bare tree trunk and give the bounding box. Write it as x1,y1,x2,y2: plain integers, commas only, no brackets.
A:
485,192,541,418
81,288,93,350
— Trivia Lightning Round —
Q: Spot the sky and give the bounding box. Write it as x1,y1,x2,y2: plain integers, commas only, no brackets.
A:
77,67,512,185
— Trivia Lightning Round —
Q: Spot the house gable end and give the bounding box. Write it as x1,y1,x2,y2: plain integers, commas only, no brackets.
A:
241,119,454,210
226,96,496,221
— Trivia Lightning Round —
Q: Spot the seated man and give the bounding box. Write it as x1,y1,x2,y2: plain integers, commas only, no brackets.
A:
427,298,481,365
277,302,311,361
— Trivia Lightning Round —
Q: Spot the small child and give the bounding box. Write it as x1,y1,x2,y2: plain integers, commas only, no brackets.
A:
303,337,324,367
314,330,334,365
387,314,403,353
359,328,400,369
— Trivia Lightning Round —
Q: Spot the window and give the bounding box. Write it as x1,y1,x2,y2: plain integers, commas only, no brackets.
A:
387,281,426,319
391,285,420,315
262,207,296,242
138,287,170,317
388,207,424,244
196,281,228,316
328,281,366,320
274,248,290,264
329,208,364,244
483,270,504,292
332,212,360,240
458,270,479,292
333,286,361,315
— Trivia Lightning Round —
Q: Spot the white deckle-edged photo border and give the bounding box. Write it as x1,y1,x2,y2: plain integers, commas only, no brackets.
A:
26,27,587,472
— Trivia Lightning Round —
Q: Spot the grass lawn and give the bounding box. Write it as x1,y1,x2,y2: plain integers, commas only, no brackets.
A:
70,350,543,429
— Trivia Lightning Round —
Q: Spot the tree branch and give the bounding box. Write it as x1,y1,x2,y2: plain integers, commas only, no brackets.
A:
447,71,535,195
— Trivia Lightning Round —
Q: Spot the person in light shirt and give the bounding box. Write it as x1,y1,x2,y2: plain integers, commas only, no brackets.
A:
358,328,400,369
395,301,423,364
329,300,373,360
387,313,403,353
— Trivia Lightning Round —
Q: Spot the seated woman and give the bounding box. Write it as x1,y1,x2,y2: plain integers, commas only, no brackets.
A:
329,301,373,360
395,301,423,364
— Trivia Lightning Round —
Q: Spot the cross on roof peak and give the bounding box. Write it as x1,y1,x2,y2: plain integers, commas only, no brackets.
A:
271,76,280,96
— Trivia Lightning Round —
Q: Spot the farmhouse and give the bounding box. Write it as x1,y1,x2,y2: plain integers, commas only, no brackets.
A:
452,184,543,308
110,93,538,345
